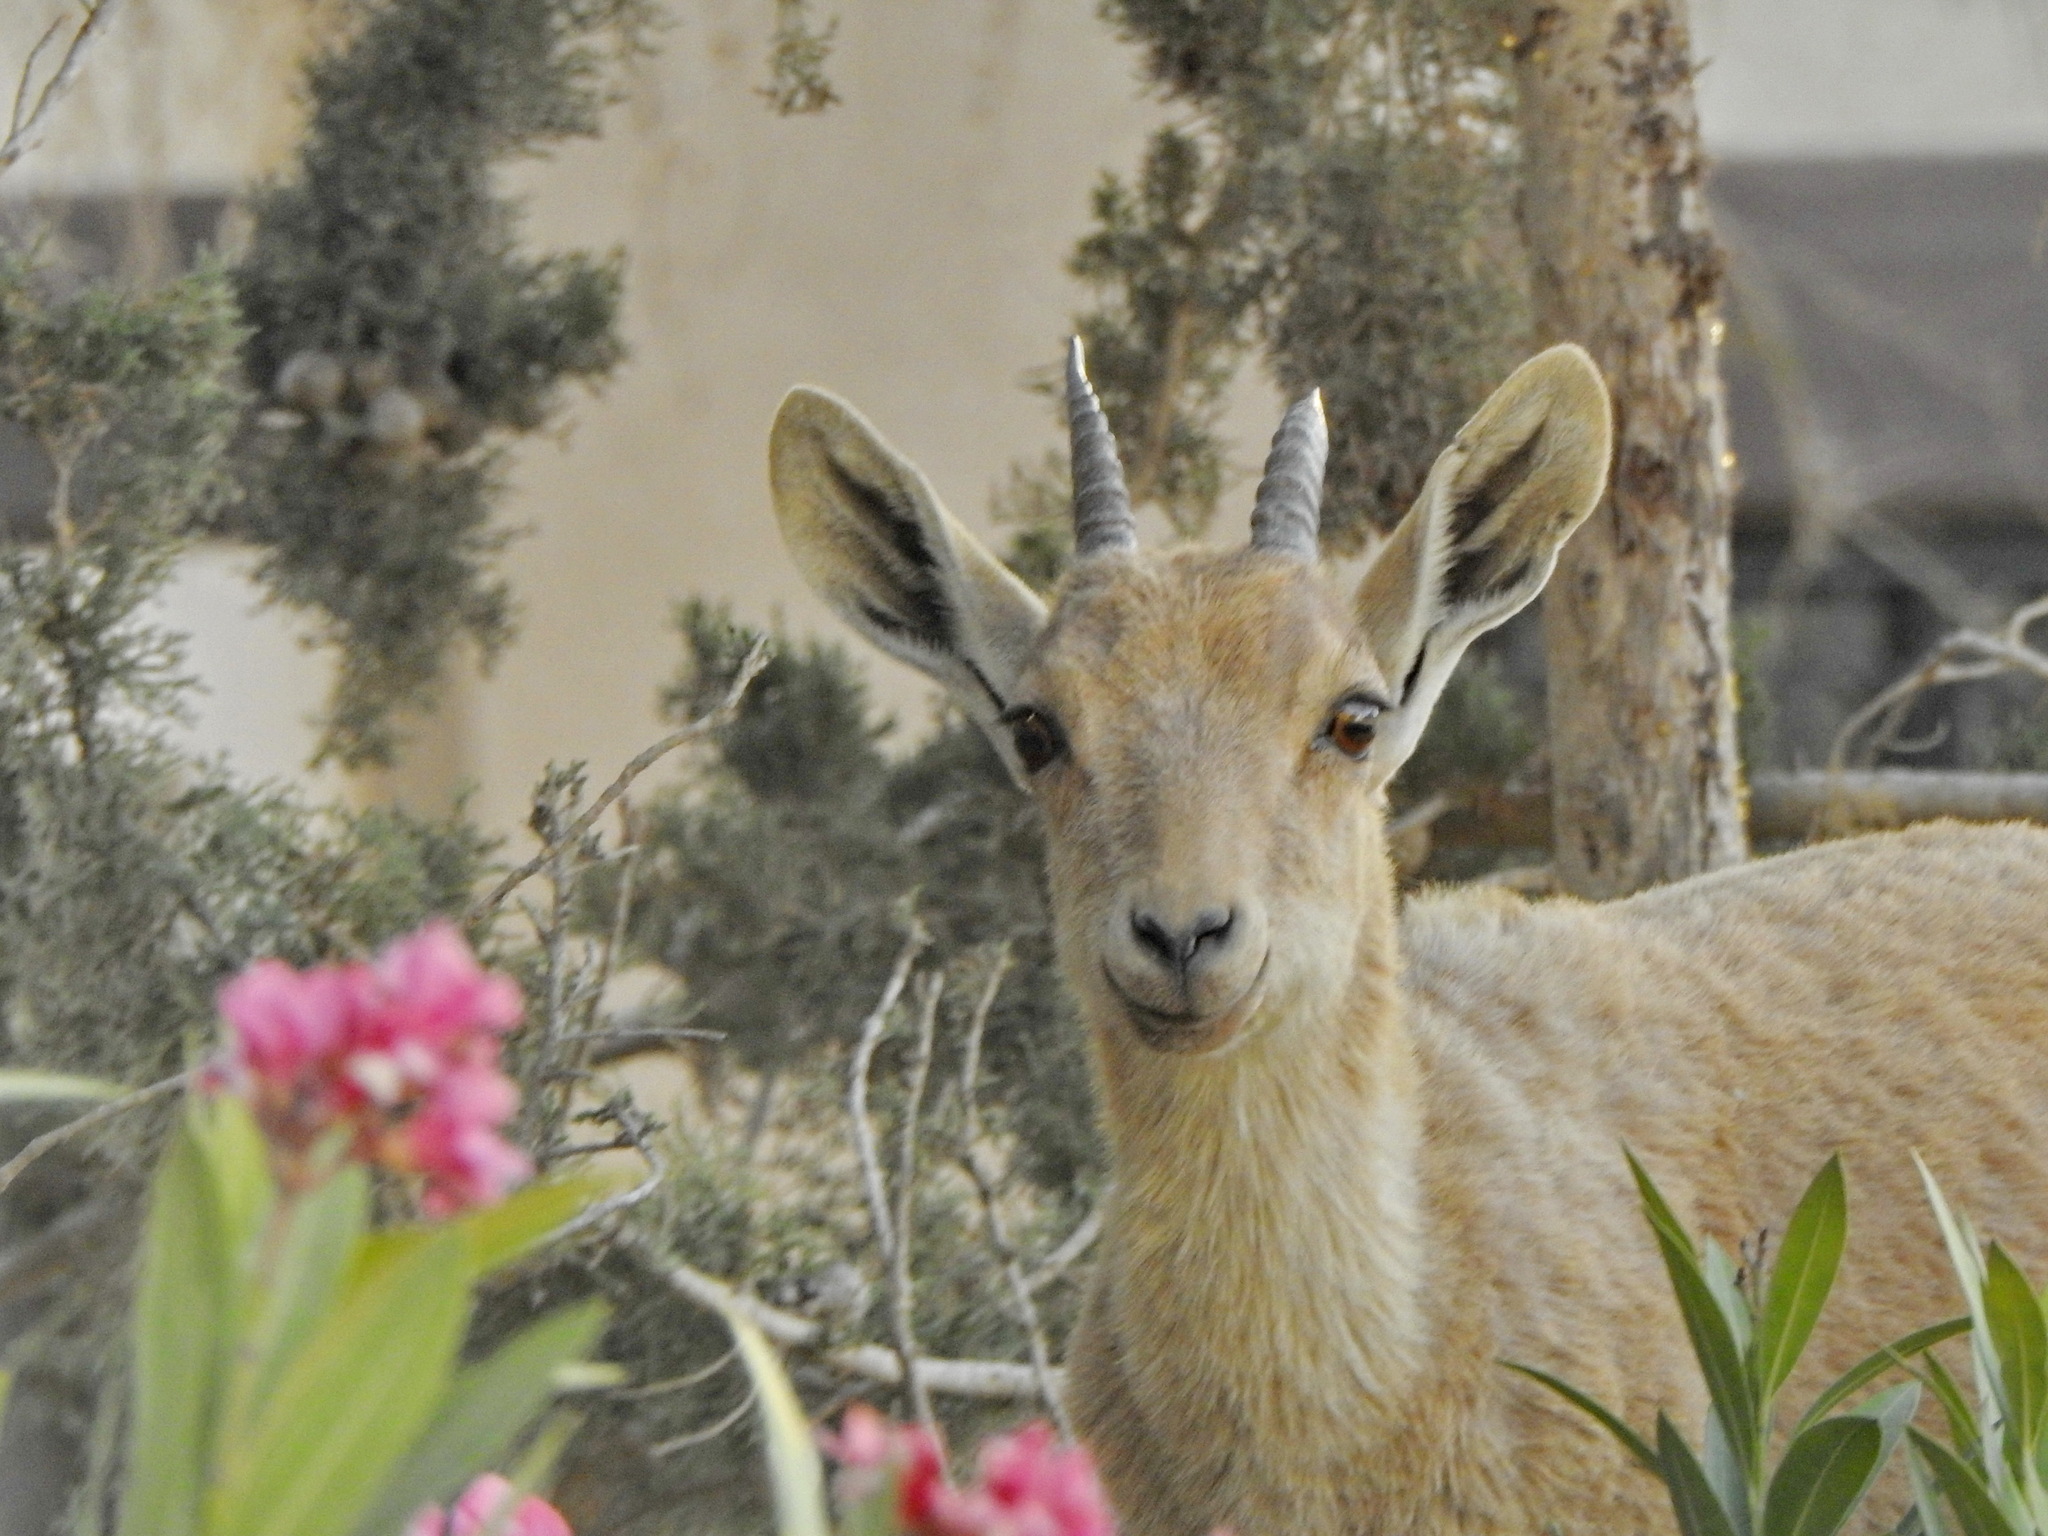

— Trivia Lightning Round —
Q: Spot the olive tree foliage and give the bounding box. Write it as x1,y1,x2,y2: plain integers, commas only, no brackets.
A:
232,0,651,767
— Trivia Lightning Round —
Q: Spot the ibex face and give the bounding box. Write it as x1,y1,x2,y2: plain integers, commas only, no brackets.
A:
770,343,1613,1057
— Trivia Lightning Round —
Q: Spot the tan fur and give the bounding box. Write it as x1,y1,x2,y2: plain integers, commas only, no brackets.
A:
766,347,2048,1535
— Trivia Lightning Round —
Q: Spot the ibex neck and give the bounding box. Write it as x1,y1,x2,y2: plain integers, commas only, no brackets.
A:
1088,895,1427,1450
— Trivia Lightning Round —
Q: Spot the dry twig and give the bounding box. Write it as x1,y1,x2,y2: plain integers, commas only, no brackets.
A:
1026,1208,1102,1296
847,919,929,1262
0,1069,187,1202
1830,593,2048,769
1,0,121,178
955,944,1072,1432
618,1230,1058,1401
888,968,945,1438
468,637,770,922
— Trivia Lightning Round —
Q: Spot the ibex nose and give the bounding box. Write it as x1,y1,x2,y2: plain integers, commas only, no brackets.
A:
1129,906,1237,978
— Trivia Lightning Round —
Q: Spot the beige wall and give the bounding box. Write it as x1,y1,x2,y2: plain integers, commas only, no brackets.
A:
453,0,1177,834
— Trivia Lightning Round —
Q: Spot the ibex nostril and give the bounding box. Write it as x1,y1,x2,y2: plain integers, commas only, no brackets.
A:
1130,907,1237,972
1189,907,1234,955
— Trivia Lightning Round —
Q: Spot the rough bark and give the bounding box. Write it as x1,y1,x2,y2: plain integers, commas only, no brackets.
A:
1511,0,1747,897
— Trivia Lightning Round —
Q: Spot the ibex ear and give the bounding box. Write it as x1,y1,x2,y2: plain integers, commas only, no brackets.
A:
1351,345,1612,780
770,387,1050,780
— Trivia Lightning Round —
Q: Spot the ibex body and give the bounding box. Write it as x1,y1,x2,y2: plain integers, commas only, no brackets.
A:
767,343,2048,1535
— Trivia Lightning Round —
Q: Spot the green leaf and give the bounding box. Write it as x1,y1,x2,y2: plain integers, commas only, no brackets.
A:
1915,1157,1996,1403
345,1178,597,1303
1759,1157,1848,1403
1629,1148,1698,1256
1501,1361,1658,1475
233,1167,371,1436
1660,1412,1744,1536
1761,1416,1884,1536
1910,1430,2025,1536
1919,1352,1982,1468
350,1299,610,1536
117,1101,274,1536
450,1177,600,1280
1909,1437,1959,1536
1705,1396,1755,1536
0,1069,128,1103
1654,1221,1761,1476
723,1307,830,1536
208,1227,470,1536
1797,1318,1970,1437
1628,1150,1759,1473
1984,1243,2048,1470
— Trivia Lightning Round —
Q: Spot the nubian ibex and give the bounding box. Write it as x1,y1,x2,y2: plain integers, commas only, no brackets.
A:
767,341,2048,1536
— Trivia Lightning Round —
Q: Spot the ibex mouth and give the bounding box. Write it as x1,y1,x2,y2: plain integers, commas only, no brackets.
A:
1106,955,1269,1055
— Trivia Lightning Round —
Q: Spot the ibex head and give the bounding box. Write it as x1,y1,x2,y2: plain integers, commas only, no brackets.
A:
770,343,1611,1058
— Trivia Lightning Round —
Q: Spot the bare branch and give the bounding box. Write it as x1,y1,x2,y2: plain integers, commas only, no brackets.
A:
1,0,122,179
847,918,929,1263
1830,593,2048,770
609,1348,738,1400
649,1385,758,1456
1026,1207,1102,1296
888,968,944,1437
468,637,771,922
955,944,1071,1433
618,1231,1060,1401
0,1069,186,1202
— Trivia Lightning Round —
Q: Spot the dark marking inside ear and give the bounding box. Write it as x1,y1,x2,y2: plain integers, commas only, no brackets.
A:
1441,428,1544,607
958,657,1008,716
829,458,954,652
1399,637,1428,705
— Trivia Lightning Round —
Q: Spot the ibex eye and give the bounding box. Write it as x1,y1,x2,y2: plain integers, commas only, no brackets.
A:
1322,698,1382,761
1002,705,1065,774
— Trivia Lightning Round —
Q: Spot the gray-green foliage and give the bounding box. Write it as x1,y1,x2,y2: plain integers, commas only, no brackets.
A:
232,0,648,767
1069,0,1529,551
0,257,491,1091
634,600,1095,1193
0,253,494,1536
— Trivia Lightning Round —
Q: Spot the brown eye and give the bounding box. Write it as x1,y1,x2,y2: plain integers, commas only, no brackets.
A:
1323,699,1382,760
1004,706,1065,774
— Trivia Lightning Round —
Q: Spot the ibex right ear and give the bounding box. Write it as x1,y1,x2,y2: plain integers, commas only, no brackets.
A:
770,387,1050,777
1351,345,1612,781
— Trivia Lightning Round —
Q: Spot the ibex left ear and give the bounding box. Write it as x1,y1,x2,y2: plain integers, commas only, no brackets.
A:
770,386,1050,781
1351,344,1612,782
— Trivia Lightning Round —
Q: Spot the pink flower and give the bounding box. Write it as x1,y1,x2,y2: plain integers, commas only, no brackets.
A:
215,923,530,1213
406,1475,572,1536
973,1422,1116,1536
820,1410,1118,1536
374,922,525,1047
218,960,358,1083
819,1404,951,1522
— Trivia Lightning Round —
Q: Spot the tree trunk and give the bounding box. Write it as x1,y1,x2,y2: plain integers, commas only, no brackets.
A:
1511,0,1747,898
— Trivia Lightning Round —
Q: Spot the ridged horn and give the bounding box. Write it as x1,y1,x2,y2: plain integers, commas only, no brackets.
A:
1249,390,1327,561
1066,336,1137,558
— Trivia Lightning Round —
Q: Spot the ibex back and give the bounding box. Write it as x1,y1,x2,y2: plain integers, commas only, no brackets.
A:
767,342,2048,1535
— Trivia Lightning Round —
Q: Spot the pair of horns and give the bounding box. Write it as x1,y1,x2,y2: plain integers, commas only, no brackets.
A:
1065,336,1327,561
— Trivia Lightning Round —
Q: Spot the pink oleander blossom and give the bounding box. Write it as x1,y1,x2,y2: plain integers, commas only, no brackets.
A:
216,922,531,1212
405,1474,572,1536
820,1408,1119,1536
